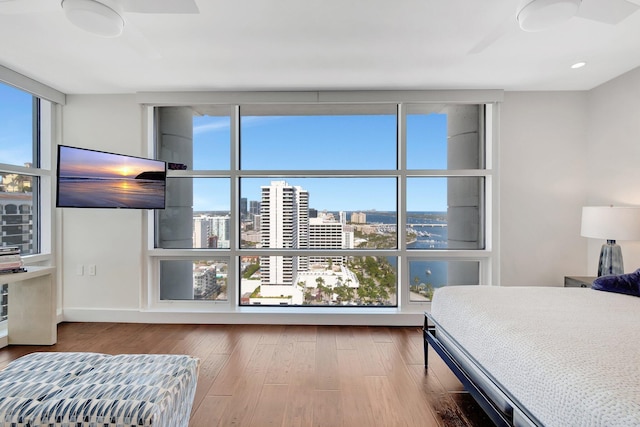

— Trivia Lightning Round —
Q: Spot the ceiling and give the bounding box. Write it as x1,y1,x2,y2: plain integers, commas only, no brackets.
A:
2,0,640,95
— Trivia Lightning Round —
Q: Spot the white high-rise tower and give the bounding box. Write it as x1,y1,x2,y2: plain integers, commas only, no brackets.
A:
260,181,309,286
193,215,209,248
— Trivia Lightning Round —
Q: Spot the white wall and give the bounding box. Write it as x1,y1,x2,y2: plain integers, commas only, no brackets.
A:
585,67,640,274
57,79,640,320
499,91,588,286
60,95,145,313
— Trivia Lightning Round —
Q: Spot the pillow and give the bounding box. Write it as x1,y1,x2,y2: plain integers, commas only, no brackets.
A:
591,268,640,297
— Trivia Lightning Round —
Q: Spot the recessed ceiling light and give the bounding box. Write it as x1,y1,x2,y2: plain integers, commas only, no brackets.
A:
571,61,587,69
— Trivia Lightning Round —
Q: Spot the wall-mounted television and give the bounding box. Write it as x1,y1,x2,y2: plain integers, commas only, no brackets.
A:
56,145,166,209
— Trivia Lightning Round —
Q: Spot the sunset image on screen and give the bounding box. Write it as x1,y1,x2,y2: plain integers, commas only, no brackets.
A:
57,146,165,209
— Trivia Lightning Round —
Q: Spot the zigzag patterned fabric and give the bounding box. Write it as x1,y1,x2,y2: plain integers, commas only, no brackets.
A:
0,352,199,427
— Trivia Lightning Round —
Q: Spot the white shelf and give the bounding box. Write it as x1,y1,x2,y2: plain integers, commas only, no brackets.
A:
1,266,56,347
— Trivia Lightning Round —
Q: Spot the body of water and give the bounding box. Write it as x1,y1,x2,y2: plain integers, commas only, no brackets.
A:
335,211,450,288
58,178,165,208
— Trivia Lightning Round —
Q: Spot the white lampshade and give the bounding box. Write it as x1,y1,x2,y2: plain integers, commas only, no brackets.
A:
581,206,640,241
62,0,124,38
517,0,582,32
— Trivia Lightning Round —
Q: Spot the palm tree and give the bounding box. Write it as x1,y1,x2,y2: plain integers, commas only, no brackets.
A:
335,284,353,303
315,277,328,302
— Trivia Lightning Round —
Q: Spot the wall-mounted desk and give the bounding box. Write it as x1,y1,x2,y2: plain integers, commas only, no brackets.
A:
2,266,56,346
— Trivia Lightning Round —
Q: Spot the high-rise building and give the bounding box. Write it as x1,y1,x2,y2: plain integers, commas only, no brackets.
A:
260,181,309,286
209,215,230,248
309,217,344,266
0,188,34,254
351,211,367,224
249,200,260,216
343,230,355,250
193,214,230,248
240,198,247,218
193,265,219,299
193,216,209,248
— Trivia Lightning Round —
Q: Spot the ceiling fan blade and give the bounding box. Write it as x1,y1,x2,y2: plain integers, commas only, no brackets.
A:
577,0,640,24
123,22,162,60
468,14,515,55
120,0,199,14
0,0,57,14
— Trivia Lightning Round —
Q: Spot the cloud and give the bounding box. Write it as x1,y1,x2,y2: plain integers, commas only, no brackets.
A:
193,115,286,135
193,121,230,135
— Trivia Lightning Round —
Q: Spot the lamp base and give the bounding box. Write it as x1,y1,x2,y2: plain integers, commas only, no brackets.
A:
598,240,624,277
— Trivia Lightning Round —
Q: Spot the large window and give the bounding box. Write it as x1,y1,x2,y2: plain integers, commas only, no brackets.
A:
0,79,54,337
0,82,41,255
151,97,494,309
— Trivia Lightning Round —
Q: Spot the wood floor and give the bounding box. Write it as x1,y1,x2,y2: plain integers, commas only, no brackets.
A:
0,323,491,427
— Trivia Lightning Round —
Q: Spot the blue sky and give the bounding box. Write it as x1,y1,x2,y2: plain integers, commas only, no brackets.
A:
192,112,450,212
0,84,34,167
1,79,450,212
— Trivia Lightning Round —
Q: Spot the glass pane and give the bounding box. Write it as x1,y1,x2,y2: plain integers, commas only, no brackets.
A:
1,283,7,323
156,106,231,171
407,177,484,250
155,178,230,248
193,112,230,170
240,255,397,307
240,177,397,249
240,104,397,170
406,104,483,170
160,259,228,301
0,173,37,255
409,260,479,302
0,83,35,167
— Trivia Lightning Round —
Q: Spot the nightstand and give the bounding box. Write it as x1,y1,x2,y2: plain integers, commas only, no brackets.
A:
564,276,596,288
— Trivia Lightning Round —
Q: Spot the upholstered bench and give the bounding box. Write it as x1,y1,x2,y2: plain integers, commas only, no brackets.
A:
0,352,199,427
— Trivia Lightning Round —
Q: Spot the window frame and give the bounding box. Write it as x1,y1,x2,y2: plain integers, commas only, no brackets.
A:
0,82,56,260
0,72,62,343
143,91,501,314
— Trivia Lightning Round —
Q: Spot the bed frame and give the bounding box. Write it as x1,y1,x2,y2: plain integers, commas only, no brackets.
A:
423,312,542,427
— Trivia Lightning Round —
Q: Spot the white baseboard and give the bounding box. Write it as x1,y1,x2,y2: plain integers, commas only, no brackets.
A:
62,307,424,327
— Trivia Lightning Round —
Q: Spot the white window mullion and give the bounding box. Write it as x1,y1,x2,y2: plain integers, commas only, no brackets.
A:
148,93,498,313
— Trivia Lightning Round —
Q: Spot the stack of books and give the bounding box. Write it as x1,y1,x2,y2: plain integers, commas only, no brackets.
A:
0,247,24,274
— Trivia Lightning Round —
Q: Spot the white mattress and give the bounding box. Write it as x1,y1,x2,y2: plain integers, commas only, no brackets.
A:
430,286,640,427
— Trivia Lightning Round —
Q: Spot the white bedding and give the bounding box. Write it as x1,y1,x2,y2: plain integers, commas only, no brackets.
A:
430,286,640,427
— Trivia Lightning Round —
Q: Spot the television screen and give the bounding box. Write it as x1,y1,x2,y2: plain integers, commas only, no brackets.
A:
56,145,166,209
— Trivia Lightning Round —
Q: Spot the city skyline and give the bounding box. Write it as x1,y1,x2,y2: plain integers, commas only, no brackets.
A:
192,175,450,213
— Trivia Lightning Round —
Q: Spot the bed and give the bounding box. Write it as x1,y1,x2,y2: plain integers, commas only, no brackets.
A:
0,352,199,427
423,285,640,427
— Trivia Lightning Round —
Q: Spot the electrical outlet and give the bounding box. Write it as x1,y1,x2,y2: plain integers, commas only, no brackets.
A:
88,264,96,276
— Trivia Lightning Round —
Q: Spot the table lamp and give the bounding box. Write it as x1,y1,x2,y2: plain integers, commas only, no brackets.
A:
581,206,640,276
